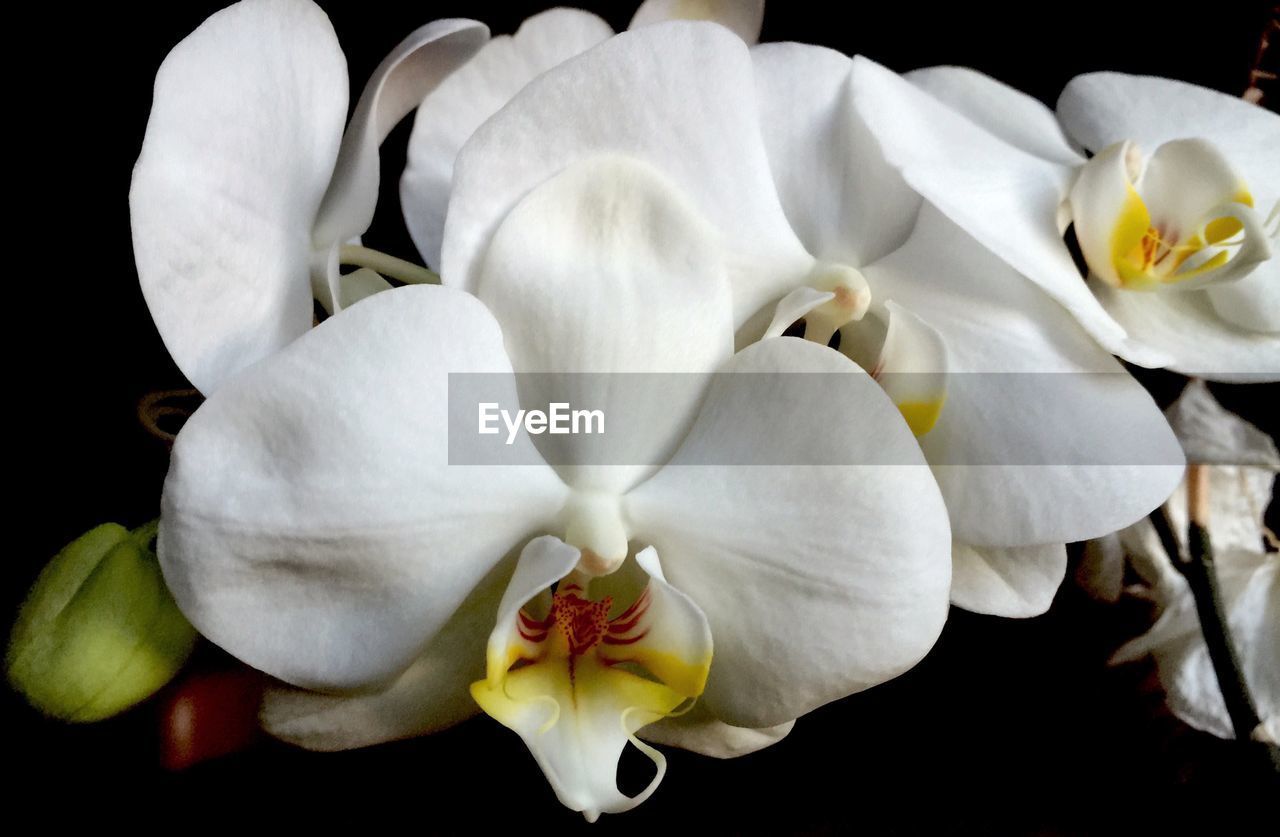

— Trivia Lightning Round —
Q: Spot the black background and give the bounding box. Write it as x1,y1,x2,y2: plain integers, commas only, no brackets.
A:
9,1,1279,832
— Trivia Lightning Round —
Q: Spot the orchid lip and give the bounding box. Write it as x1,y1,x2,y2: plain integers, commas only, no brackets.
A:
764,269,949,437
1069,139,1272,293
471,538,713,821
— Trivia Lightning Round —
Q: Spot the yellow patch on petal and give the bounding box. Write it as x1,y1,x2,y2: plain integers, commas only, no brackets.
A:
1204,216,1244,245
896,397,946,437
1112,185,1161,290
606,646,711,699
472,654,684,737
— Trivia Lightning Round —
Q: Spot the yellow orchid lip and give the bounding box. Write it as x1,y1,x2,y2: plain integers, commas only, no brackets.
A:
766,280,949,438
472,538,713,822
1070,139,1271,292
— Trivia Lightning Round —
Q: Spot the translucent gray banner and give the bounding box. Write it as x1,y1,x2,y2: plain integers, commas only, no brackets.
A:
447,372,1186,466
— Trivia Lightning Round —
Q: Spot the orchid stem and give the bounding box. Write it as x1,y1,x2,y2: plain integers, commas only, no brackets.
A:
339,245,439,285
1179,464,1280,772
1241,7,1277,105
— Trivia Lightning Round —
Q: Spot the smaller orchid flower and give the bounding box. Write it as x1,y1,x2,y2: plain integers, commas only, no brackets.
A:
399,1,763,269
434,23,1185,619
1114,545,1278,745
847,64,1280,381
130,0,487,394
1085,381,1279,743
161,151,952,819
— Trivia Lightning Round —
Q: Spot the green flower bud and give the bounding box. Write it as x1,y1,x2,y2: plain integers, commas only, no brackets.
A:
7,522,197,721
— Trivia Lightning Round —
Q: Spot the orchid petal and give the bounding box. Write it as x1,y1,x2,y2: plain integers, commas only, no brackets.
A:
751,43,920,267
160,286,568,691
627,337,952,727
475,154,733,499
906,66,1085,166
1069,140,1269,290
1158,466,1275,557
1056,72,1280,207
848,57,1167,367
1165,379,1280,470
1115,549,1279,741
639,702,794,758
129,0,347,394
870,301,949,436
1079,534,1126,603
401,9,613,269
472,538,712,822
1090,278,1280,382
260,557,518,750
1207,257,1280,333
950,542,1067,618
336,268,392,309
310,18,487,307
630,0,764,44
864,206,1185,546
444,22,813,329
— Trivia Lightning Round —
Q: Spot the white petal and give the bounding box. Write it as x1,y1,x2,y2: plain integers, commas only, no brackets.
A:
401,9,614,269
1125,550,1279,741
627,337,952,727
1056,72,1280,209
906,65,1085,167
129,0,348,394
1165,379,1280,469
1078,534,1126,603
1207,257,1280,334
311,18,487,307
871,301,949,436
336,268,392,309
630,0,764,44
950,542,1067,618
848,57,1167,367
160,286,568,691
752,43,920,267
639,702,794,758
1155,466,1276,558
444,22,813,329
260,556,517,750
475,154,733,498
865,206,1185,546
906,66,1085,166
1091,278,1280,382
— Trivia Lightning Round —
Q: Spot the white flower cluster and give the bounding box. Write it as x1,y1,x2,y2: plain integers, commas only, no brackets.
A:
126,0,1275,819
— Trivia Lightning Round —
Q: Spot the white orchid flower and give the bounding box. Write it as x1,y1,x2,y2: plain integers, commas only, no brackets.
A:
846,63,1280,381
400,1,763,269
129,0,488,394
160,146,953,819
428,23,1184,619
1084,381,1278,743
1115,546,1278,744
